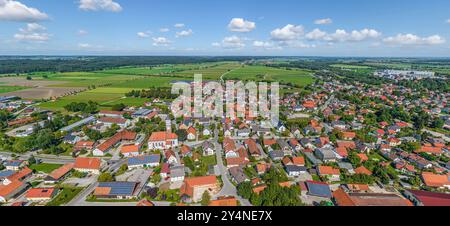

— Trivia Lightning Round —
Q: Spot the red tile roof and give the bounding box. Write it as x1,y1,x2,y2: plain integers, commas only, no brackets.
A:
74,157,101,170
407,190,450,206
421,172,450,188
209,197,237,206
318,166,340,175
49,163,74,180
97,130,136,152
149,131,178,141
98,117,127,124
354,166,372,175
26,188,56,199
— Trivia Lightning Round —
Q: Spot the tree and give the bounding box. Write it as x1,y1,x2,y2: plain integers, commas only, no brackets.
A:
28,156,37,165
175,129,187,142
111,103,126,111
237,181,253,199
201,191,211,206
98,172,114,182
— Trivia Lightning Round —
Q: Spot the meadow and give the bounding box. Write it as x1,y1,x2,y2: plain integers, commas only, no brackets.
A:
224,65,315,87
0,86,26,94
174,62,242,80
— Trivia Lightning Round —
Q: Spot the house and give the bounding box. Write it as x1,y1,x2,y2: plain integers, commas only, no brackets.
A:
285,165,307,177
94,130,137,156
255,163,269,175
223,137,238,158
180,145,192,158
315,147,337,162
289,138,302,152
209,197,238,206
0,167,32,202
170,165,185,183
26,188,57,202
342,132,356,140
120,144,141,157
74,157,102,174
404,189,450,206
229,166,249,184
292,156,305,166
305,181,332,198
317,166,340,181
94,182,139,199
187,127,197,141
269,150,284,161
73,141,95,152
421,172,450,189
4,160,26,171
202,141,215,156
156,163,169,179
148,131,179,150
333,188,412,206
63,134,81,144
97,117,130,128
237,128,251,137
164,150,178,165
128,155,160,169
132,109,153,119
202,127,212,137
44,163,74,184
180,176,220,202
244,139,261,158
354,166,372,175
98,110,125,118
136,199,155,206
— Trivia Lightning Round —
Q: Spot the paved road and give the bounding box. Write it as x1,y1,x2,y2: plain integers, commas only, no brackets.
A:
0,151,75,164
211,128,252,206
399,121,450,142
65,176,98,206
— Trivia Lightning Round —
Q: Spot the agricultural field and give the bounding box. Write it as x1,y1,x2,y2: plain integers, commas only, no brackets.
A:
174,62,242,80
111,76,189,88
330,64,373,69
224,65,315,87
0,86,26,94
98,63,218,75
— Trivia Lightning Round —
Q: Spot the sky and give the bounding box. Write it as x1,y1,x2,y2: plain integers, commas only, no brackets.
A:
0,0,450,56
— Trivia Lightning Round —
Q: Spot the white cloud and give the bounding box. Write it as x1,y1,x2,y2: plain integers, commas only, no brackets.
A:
446,19,450,24
78,29,88,36
137,31,151,38
14,23,50,42
152,37,171,46
314,18,332,25
271,24,304,41
174,23,185,28
0,0,48,22
305,28,327,40
228,18,256,32
78,43,91,48
176,29,193,38
160,28,169,33
305,28,381,42
79,0,122,12
252,41,281,50
213,36,246,49
383,34,446,45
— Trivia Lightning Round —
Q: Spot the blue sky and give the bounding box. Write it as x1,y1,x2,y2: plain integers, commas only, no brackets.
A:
0,0,449,56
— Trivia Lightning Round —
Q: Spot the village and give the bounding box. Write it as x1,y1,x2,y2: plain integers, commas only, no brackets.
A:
1,68,449,207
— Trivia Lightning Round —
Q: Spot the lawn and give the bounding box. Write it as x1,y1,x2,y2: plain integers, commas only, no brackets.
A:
29,163,63,174
46,186,83,206
0,86,27,94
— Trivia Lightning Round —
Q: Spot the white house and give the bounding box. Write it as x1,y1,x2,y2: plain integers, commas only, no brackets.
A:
148,132,179,150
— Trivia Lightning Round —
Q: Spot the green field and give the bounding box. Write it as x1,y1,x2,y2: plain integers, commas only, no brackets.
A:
330,64,372,69
29,163,63,174
174,62,242,79
0,86,27,93
98,63,217,76
46,187,83,206
111,76,190,88
225,65,315,87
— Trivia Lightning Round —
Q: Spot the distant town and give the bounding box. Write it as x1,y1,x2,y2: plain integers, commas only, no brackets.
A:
0,56,449,207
